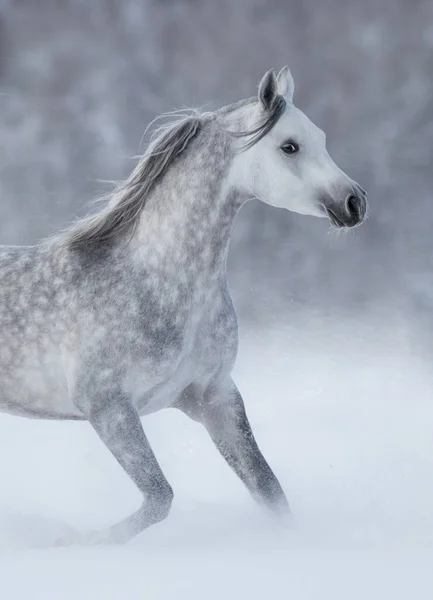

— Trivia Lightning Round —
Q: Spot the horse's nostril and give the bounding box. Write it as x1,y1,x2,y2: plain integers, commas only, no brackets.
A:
346,194,359,218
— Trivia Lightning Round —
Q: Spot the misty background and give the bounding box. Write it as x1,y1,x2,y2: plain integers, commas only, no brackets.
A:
0,0,431,342
0,3,433,596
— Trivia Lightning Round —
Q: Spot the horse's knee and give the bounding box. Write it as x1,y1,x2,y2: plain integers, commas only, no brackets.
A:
158,484,174,520
147,483,173,523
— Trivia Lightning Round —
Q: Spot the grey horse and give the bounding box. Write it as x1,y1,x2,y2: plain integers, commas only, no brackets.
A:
0,67,366,544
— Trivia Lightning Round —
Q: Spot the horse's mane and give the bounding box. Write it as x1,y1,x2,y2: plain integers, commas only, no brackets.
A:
61,95,286,250
62,110,205,250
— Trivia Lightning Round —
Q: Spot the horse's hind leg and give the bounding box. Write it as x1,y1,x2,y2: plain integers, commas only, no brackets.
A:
176,379,289,514
62,395,173,545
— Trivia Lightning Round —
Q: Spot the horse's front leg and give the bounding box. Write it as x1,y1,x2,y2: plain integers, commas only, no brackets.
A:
60,390,173,546
177,378,289,514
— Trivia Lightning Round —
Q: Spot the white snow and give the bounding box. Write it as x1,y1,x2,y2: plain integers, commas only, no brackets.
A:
0,319,432,599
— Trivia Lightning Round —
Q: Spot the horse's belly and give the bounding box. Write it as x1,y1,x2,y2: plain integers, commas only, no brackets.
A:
0,348,82,419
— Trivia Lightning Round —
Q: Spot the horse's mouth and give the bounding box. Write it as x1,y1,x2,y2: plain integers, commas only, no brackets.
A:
325,206,366,229
325,208,347,229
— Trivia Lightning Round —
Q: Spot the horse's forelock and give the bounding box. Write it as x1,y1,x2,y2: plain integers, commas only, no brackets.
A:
232,95,287,150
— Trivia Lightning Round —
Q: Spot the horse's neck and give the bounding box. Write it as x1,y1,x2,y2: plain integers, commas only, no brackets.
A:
132,128,242,293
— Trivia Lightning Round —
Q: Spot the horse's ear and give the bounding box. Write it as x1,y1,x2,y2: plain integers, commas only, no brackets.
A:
258,69,278,111
277,66,295,102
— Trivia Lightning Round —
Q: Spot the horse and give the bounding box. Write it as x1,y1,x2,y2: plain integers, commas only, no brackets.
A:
0,67,367,545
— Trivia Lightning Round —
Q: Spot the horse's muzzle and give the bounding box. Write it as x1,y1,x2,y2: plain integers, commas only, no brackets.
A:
324,187,367,229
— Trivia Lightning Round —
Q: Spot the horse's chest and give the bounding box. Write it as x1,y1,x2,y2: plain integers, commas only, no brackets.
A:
130,299,238,414
187,293,238,369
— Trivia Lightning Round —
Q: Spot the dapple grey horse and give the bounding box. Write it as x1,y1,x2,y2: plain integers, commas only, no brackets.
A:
0,67,367,544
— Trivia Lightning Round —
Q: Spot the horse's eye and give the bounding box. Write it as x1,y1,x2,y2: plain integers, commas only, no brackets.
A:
281,140,299,155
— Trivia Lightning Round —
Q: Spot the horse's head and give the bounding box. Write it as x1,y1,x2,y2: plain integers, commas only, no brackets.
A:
231,67,367,228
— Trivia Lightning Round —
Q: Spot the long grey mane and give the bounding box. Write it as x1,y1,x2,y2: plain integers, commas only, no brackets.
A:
64,111,206,249
63,96,286,250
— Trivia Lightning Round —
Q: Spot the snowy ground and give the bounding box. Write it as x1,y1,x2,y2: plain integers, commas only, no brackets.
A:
0,319,432,599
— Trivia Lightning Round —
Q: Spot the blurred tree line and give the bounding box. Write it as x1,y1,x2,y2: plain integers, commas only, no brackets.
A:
0,0,432,328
